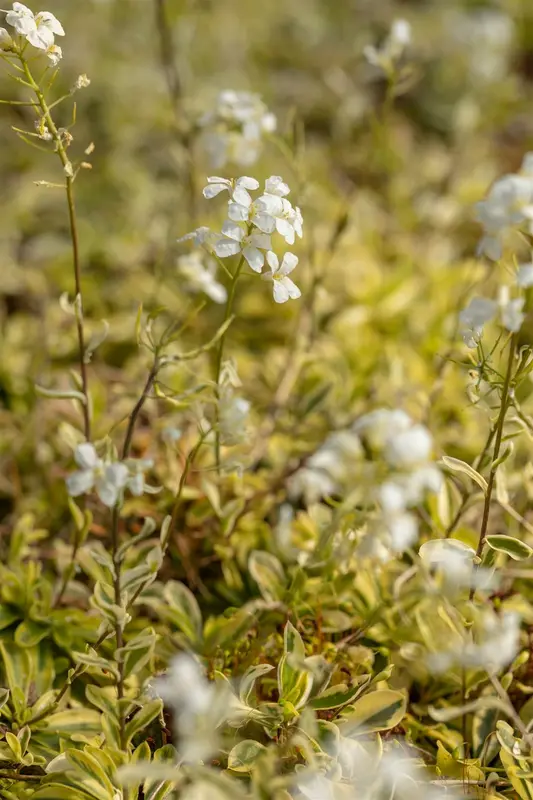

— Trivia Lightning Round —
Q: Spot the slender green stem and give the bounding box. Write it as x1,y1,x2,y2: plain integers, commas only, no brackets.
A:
213,253,245,472
470,334,517,599
19,55,91,440
0,772,41,783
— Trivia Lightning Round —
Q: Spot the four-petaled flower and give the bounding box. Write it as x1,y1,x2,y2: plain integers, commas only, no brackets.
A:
6,3,64,52
66,444,153,507
214,221,271,272
263,251,301,303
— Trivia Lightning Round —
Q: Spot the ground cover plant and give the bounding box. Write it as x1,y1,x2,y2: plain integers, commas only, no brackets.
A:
3,0,533,797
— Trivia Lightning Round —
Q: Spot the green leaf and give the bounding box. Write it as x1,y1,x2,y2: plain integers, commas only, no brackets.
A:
311,679,369,710
440,456,488,494
66,748,116,796
124,699,163,746
162,581,202,645
45,708,102,735
228,740,267,772
249,551,286,602
85,685,119,720
14,619,50,647
341,690,407,734
486,535,533,561
239,664,274,705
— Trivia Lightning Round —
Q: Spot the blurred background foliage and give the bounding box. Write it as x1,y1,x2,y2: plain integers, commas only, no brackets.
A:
2,0,533,557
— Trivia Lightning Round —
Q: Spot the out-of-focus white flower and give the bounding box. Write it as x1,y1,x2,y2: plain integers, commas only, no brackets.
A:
419,538,495,594
66,443,128,508
199,90,277,169
517,263,533,288
429,611,521,674
153,654,231,763
364,18,411,72
66,444,153,507
6,3,65,51
460,291,525,336
263,251,301,303
353,408,412,452
219,392,250,446
253,176,303,245
0,27,13,48
177,251,227,304
476,156,533,260
384,424,433,469
214,221,271,272
177,226,216,248
73,74,91,90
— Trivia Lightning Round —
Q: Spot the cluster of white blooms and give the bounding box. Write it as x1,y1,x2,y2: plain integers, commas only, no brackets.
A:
181,175,303,304
296,739,452,800
66,443,153,508
476,152,533,260
354,409,441,554
1,2,64,65
428,610,521,674
152,654,231,763
460,285,525,347
364,19,411,73
177,251,227,304
199,90,277,169
289,430,363,504
419,538,495,595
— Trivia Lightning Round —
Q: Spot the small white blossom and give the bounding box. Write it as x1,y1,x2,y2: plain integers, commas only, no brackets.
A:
177,251,227,304
385,424,433,469
263,251,301,303
73,74,90,90
353,408,412,452
254,176,303,245
0,26,13,48
199,90,277,168
125,458,153,496
429,611,521,674
202,175,259,204
364,18,411,72
6,3,65,51
214,221,271,272
476,157,533,260
46,43,61,65
460,291,525,335
66,444,128,508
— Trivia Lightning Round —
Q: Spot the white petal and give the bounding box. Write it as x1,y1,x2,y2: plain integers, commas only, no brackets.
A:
251,212,275,233
203,179,230,199
517,264,533,288
232,186,252,207
214,238,241,258
227,202,250,222
266,250,279,271
272,280,290,303
265,176,290,196
36,11,64,35
280,252,298,275
95,479,119,508
220,220,244,242
75,443,99,470
27,26,53,48
243,246,265,273
105,462,129,488
256,194,284,216
276,218,295,245
66,469,94,497
249,232,271,250
236,176,259,190
128,473,144,496
280,276,301,299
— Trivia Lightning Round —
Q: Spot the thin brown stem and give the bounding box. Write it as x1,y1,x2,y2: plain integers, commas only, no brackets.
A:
122,358,160,459
20,55,91,440
470,334,517,599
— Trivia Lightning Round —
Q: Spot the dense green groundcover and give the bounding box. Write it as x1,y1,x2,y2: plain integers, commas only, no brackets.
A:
3,0,533,798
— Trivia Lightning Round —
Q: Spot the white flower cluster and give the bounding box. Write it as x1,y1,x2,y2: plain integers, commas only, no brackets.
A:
289,430,363,504
152,654,231,763
1,2,64,65
419,538,495,595
476,152,533,260
460,284,526,348
182,175,303,304
428,610,521,674
66,443,153,508
354,409,441,555
199,90,277,169
364,18,411,73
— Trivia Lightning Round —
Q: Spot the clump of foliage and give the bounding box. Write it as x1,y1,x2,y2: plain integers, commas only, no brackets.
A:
2,1,533,799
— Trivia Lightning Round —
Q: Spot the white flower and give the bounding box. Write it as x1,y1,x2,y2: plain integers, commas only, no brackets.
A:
219,393,250,446
177,251,227,304
459,296,498,329
364,18,411,71
517,263,533,288
0,27,13,48
253,176,303,245
391,18,411,47
73,74,91,90
500,295,525,332
199,90,277,168
66,444,128,508
6,3,65,51
460,291,525,335
476,169,533,260
125,458,153,496
202,175,259,204
214,221,271,272
353,408,412,452
46,43,61,65
177,226,215,248
263,251,301,303
385,424,433,469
